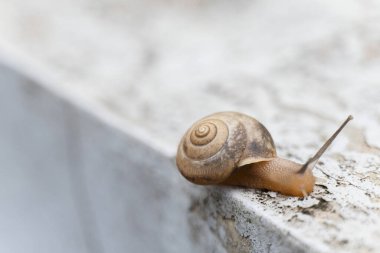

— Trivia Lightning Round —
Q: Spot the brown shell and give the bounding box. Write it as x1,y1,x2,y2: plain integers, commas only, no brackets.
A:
176,112,277,185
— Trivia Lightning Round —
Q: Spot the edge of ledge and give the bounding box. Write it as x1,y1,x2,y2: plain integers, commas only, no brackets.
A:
0,52,325,253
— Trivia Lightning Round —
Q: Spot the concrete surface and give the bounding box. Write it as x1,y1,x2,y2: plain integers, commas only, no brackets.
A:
1,0,380,252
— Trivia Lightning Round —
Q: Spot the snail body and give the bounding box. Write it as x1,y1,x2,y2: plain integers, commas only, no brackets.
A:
176,112,352,197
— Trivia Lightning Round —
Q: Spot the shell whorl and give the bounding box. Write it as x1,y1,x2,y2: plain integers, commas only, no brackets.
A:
176,112,277,185
186,119,228,160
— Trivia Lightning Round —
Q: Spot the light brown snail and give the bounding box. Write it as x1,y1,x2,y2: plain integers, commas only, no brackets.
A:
176,112,353,197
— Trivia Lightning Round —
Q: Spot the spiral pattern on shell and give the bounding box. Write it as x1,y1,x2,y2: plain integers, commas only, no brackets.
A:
176,112,277,185
177,117,246,183
190,121,217,145
185,119,229,160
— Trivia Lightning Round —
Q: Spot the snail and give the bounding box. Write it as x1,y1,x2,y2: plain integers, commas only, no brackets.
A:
176,112,353,197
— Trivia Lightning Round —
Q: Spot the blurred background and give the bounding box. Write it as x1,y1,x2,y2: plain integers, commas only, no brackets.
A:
1,0,380,252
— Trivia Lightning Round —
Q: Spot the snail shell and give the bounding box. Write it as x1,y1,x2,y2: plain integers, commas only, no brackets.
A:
176,112,276,184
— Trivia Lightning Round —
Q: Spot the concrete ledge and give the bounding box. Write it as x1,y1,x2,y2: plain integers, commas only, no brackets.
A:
0,61,203,253
0,59,320,253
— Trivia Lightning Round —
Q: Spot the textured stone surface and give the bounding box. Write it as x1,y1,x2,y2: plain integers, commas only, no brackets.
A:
0,0,380,252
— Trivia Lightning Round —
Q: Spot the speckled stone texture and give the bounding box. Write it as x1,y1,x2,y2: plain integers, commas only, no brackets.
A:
0,0,380,252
